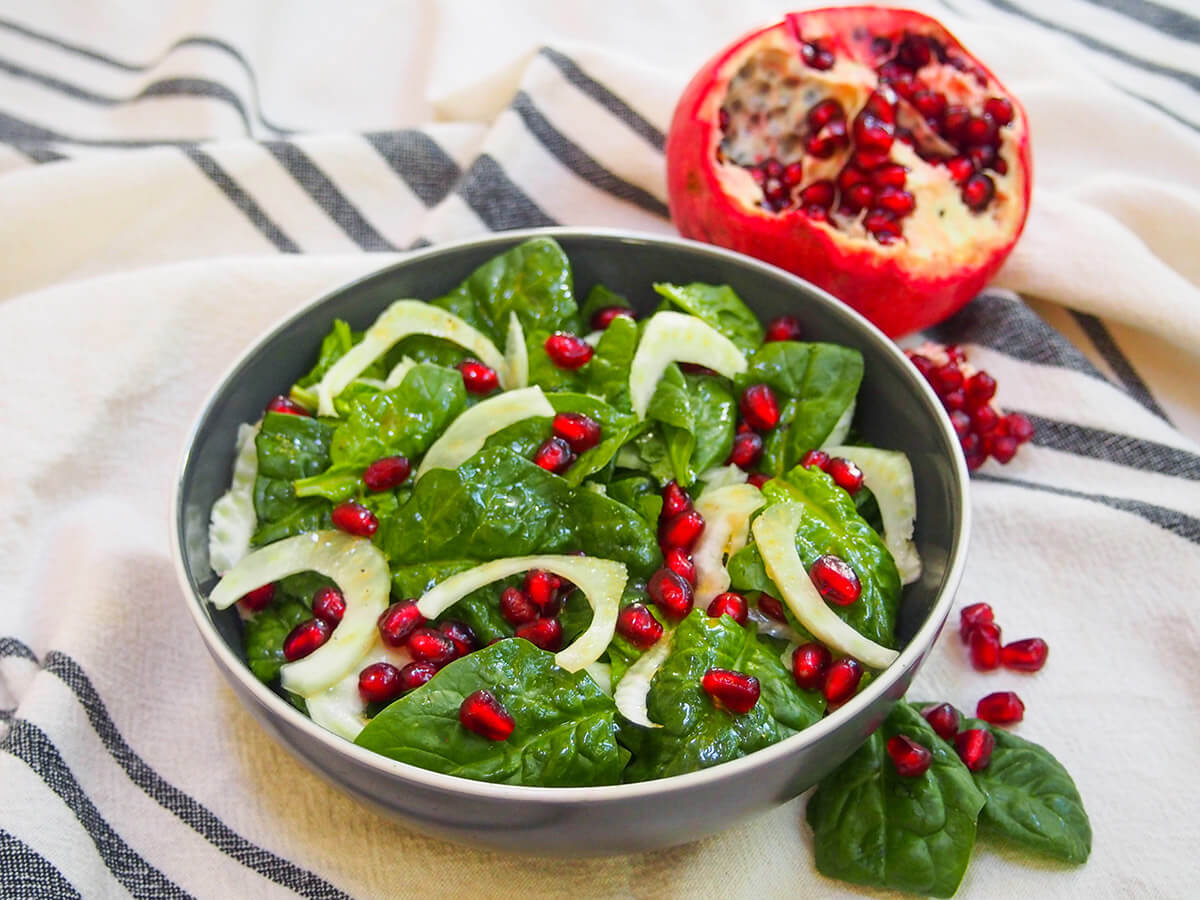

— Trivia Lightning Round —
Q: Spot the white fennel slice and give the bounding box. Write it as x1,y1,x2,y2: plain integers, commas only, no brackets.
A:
208,422,260,575
304,640,412,741
823,444,921,585
417,555,627,672
383,356,418,389
821,399,856,448
314,300,506,416
209,531,392,695
752,503,899,670
747,605,803,644
629,312,747,420
692,484,765,606
582,330,604,348
415,386,553,479
699,464,749,491
504,312,529,388
584,661,612,696
613,638,672,728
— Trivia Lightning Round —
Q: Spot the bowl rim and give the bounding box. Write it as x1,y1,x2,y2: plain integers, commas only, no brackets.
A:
169,225,971,803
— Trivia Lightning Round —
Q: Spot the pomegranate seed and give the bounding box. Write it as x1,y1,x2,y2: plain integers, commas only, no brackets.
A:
551,412,602,453
989,435,1019,464
806,98,845,131
943,105,970,140
363,455,411,492
740,384,780,430
962,173,996,211
809,554,862,606
758,595,787,622
965,449,987,471
661,480,693,519
806,119,848,158
748,165,766,186
801,449,831,471
1002,637,1049,672
457,358,499,394
664,547,697,585
853,114,895,154
1005,413,1035,444
961,433,981,459
331,501,378,537
932,362,963,394
922,702,961,741
718,107,730,130
959,603,994,641
911,89,946,119
282,618,330,661
946,156,974,184
837,165,868,193
791,642,832,691
993,157,1009,175
801,40,835,71
459,689,515,740
515,617,563,651
944,344,966,363
544,333,594,369
397,660,437,692
748,472,771,488
964,371,997,405
846,183,876,211
984,97,1014,126
590,305,635,330
873,163,907,189
971,404,999,434
763,178,788,206
238,583,275,613
963,113,997,146
956,728,996,771
943,389,967,412
616,603,664,649
358,662,403,704
728,430,764,469
378,600,425,647
499,586,538,626
864,88,897,122
783,162,805,187
266,394,311,417
648,567,694,620
876,187,915,217
826,457,864,494
406,627,457,667
852,150,891,172
701,668,760,713
823,657,863,706
800,180,835,208
896,33,932,68
439,620,478,658
765,315,803,343
524,569,562,611
968,144,997,172
977,691,1025,725
887,735,933,777
311,586,345,626
707,592,749,625
950,410,971,439
762,158,783,180
864,209,902,244
533,437,574,474
659,509,705,551
969,626,1002,671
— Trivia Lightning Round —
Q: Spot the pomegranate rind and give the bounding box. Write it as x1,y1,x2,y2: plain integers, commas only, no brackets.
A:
629,311,748,419
665,7,1033,336
208,422,260,575
414,386,554,479
613,636,673,728
503,311,529,388
751,502,898,669
692,484,766,606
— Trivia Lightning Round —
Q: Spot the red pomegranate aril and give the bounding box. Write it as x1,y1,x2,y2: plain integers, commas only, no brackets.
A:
459,689,515,741
728,430,764,469
758,594,787,623
406,627,457,667
707,592,749,625
499,586,539,626
311,586,346,626
266,394,311,417
950,409,972,439
989,434,1019,464
397,660,438,692
864,210,902,244
806,98,845,131
853,149,891,172
912,89,947,119
1002,637,1049,672
873,163,908,189
971,404,999,434
946,156,974,184
331,501,378,537
823,657,863,706
791,642,832,691
968,144,997,172
943,388,967,412
282,618,330,661
922,702,962,741
457,359,499,395
854,113,895,155
765,315,804,342
801,449,831,471
661,480,693,519
590,305,635,330
552,412,602,453
984,96,1014,126
977,691,1025,725
783,162,805,187
533,437,574,474
806,119,849,158
363,455,412,492
959,602,995,641
809,554,862,606
933,362,964,393
515,617,563,651
238,583,275,613
896,32,933,68
943,105,971,140
969,626,1002,671
846,183,876,211
1005,413,1035,444
748,472,771,488
660,509,706,551
956,727,996,771
524,569,562,611
887,735,933,777
378,600,425,647
965,370,997,405
648,567,695,620
664,547,697,585
864,87,898,122
876,187,915,217
544,332,594,369
962,173,996,212
740,384,780,430
826,457,865,494
837,165,868,192
616,603,664,649
358,662,404,704
801,39,835,71
963,113,998,146
439,620,478,658
800,180,835,208
701,668,761,713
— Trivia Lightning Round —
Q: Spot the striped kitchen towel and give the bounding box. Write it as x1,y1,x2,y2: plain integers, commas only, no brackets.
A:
1,1,1198,898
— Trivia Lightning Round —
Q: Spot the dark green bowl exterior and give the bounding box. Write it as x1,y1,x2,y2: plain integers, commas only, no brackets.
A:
172,228,970,855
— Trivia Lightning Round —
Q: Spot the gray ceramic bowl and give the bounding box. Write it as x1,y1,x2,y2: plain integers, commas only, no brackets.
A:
170,227,970,855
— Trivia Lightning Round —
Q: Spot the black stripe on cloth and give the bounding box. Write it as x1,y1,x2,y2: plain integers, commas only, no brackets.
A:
40,651,349,900
408,236,433,250
183,146,301,253
0,637,38,663
1069,310,1170,422
9,142,65,163
975,473,1200,544
364,130,461,207
1018,412,1200,480
0,708,12,722
1082,0,1200,42
537,47,666,151
510,91,669,219
263,141,396,251
455,153,557,230
0,827,83,900
1,719,192,899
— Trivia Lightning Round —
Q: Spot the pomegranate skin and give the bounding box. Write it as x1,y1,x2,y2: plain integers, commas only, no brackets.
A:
664,7,1033,337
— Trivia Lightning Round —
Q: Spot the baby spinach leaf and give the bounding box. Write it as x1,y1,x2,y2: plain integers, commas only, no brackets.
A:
583,315,639,411
242,595,312,683
653,283,763,354
806,702,986,898
251,412,334,546
294,319,355,388
644,366,736,486
579,283,633,325
607,476,663,528
355,639,628,786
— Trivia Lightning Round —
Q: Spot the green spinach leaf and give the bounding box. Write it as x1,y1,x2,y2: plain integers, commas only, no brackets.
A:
243,596,310,683
579,283,633,325
653,283,763,354
251,412,334,545
644,366,736,486
583,315,639,411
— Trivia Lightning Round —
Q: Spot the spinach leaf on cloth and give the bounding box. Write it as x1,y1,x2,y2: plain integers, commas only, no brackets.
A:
251,412,333,545
806,702,986,898
653,283,763,354
355,639,628,786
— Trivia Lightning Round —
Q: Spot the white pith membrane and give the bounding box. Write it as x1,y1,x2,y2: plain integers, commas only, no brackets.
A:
751,502,898,669
313,300,507,416
823,444,922,585
629,311,748,419
208,421,260,575
304,639,413,741
415,385,553,479
503,311,529,388
710,23,1027,262
209,531,392,696
692,484,766,606
613,637,673,728
416,555,628,672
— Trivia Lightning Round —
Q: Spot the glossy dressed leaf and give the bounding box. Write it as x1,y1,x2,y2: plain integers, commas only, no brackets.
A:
251,412,334,545
653,283,763,354
355,639,627,786
644,366,736,487
583,315,639,411
579,283,634,324
606,477,663,528
243,590,315,683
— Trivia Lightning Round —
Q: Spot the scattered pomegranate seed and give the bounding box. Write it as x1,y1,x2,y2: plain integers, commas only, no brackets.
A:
977,691,1025,725
971,404,999,434
823,657,863,706
459,689,515,741
533,437,574,474
886,735,933,777
748,472,771,488
809,554,862,606
728,430,764,469
515,617,563,651
331,501,378,537
922,702,961,741
801,449,831,471
590,306,635,330
660,480,693,519
266,394,311,417
439,620,478,658
707,592,749,625
932,362,963,393
984,96,1014,126
238,583,275,613
663,547,697,585
701,668,761,713
988,434,1019,464
457,359,499,395
524,569,562,611
544,333,594,369
648,567,695,620
406,627,457,667
758,595,787,623
363,455,411,492
311,586,345,626
969,625,1002,671
616,603,664,648
956,728,996,771
499,586,539,626
826,457,864,494
397,661,438,692
377,600,425,647
765,315,804,342
358,662,403,704
949,410,971,439
282,618,330,661
959,603,995,641
791,642,832,691
739,384,780,430
1005,413,1035,444
552,412,602,452
1001,637,1049,672
659,509,705,551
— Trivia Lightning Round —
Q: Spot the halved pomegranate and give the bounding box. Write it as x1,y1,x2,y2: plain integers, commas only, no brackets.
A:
665,7,1032,336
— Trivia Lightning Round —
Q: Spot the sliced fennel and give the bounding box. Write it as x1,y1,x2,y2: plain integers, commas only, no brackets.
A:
504,312,529,389
613,638,672,728
751,503,898,670
416,555,627,672
747,605,804,644
629,312,747,419
415,386,553,479
582,330,604,348
584,660,613,696
209,531,392,695
699,464,749,491
314,301,506,416
823,444,921,585
692,484,765,606
305,640,412,741
208,422,260,575
821,399,856,448
383,356,418,389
